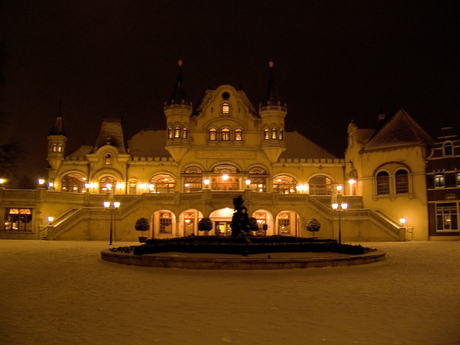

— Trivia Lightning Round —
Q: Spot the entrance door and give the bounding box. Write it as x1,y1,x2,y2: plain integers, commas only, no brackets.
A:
215,222,231,236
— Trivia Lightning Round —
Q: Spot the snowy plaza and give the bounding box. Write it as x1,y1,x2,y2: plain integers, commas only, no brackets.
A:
1,240,459,345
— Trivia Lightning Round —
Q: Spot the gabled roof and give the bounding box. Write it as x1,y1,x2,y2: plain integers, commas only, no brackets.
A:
364,109,434,151
280,131,337,159
92,118,127,153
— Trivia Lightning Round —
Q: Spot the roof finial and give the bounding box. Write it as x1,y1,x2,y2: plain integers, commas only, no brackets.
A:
269,60,274,68
178,59,183,67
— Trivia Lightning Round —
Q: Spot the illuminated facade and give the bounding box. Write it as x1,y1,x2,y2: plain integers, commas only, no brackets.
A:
0,62,457,241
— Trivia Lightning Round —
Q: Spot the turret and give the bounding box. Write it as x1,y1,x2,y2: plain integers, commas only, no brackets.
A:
259,61,287,163
47,108,68,189
164,60,193,161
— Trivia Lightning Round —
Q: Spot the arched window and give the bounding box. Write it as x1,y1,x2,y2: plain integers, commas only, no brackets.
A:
395,170,409,194
128,181,137,194
174,126,181,138
235,128,243,141
150,174,175,193
263,128,269,140
271,128,277,140
61,173,86,193
221,128,230,141
308,175,332,195
273,175,297,194
209,128,217,141
279,128,284,140
248,166,268,192
376,171,389,195
182,127,188,139
104,154,112,165
222,102,230,114
444,142,453,156
100,176,116,193
183,166,203,192
211,164,239,190
167,127,173,139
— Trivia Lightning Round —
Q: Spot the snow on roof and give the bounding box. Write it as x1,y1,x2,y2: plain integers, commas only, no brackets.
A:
127,130,171,157
281,131,337,159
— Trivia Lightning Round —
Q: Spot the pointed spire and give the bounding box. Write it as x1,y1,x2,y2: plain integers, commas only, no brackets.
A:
167,60,187,106
262,60,281,107
49,103,67,137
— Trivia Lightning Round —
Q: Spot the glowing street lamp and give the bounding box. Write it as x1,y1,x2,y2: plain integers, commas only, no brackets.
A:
400,216,407,226
245,179,251,188
104,200,121,245
332,201,348,244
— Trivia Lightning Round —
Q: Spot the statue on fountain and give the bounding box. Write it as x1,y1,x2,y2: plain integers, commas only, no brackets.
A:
231,195,257,237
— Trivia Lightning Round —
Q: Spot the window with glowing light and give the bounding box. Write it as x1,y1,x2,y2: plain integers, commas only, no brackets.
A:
209,128,217,141
264,128,269,140
128,181,137,194
182,127,188,139
167,127,173,139
159,212,172,234
61,173,86,193
222,102,230,114
234,128,243,141
211,164,239,190
150,174,175,193
248,166,267,192
174,126,181,138
104,153,112,165
273,175,297,194
277,212,290,235
279,128,284,140
4,208,33,231
271,128,277,140
99,176,117,193
221,128,230,141
308,175,332,195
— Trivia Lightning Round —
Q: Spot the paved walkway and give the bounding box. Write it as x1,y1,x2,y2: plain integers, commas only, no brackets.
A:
1,240,459,345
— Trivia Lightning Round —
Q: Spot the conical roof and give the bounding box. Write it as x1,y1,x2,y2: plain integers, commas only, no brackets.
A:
261,61,282,107
48,110,67,137
92,118,127,153
364,109,434,151
166,60,187,106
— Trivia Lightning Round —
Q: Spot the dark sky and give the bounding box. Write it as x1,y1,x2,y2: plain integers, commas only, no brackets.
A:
1,0,459,184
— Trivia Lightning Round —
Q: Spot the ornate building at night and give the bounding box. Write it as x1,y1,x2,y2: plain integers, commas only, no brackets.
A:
0,62,458,241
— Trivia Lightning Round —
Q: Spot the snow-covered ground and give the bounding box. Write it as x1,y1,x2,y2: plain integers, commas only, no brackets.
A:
1,240,459,345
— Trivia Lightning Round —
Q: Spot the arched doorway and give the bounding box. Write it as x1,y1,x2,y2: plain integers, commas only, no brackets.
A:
276,211,300,236
209,208,234,236
151,210,176,238
251,210,274,236
178,209,203,236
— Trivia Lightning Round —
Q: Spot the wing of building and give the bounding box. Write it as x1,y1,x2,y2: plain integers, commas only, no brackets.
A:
1,62,458,241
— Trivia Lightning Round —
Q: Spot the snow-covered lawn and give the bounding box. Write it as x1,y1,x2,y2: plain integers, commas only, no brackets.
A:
1,240,459,345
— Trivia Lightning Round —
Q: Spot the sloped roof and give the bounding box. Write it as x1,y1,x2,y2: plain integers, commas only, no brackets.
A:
127,130,171,157
66,145,92,159
48,111,67,136
364,109,434,151
280,131,337,159
92,118,127,153
192,87,258,116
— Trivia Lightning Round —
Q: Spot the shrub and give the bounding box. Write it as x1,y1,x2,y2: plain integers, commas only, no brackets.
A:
134,217,150,236
198,217,213,232
306,218,321,236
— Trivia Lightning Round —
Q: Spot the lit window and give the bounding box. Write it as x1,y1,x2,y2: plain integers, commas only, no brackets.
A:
376,171,389,195
309,175,332,195
264,129,269,140
271,128,277,140
150,174,175,193
105,154,112,165
222,102,230,114
51,144,57,152
221,128,230,141
174,126,181,138
435,173,445,188
273,175,297,194
235,128,242,141
167,127,173,139
57,144,62,152
182,127,188,139
159,212,172,233
4,208,33,231
209,128,217,141
61,173,86,193
100,176,116,193
279,128,284,140
395,170,409,194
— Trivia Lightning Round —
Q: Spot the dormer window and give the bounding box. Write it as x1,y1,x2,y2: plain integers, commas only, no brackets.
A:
209,128,217,141
222,102,230,114
221,128,230,141
105,153,112,165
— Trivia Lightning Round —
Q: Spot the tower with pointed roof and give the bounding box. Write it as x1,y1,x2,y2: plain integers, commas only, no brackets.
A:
47,108,68,189
164,60,193,161
259,61,287,163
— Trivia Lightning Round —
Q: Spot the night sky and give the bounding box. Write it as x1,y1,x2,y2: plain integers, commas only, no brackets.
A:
1,0,459,186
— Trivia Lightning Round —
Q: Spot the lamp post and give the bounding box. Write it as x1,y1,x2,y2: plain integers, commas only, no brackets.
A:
332,201,348,244
104,200,120,245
